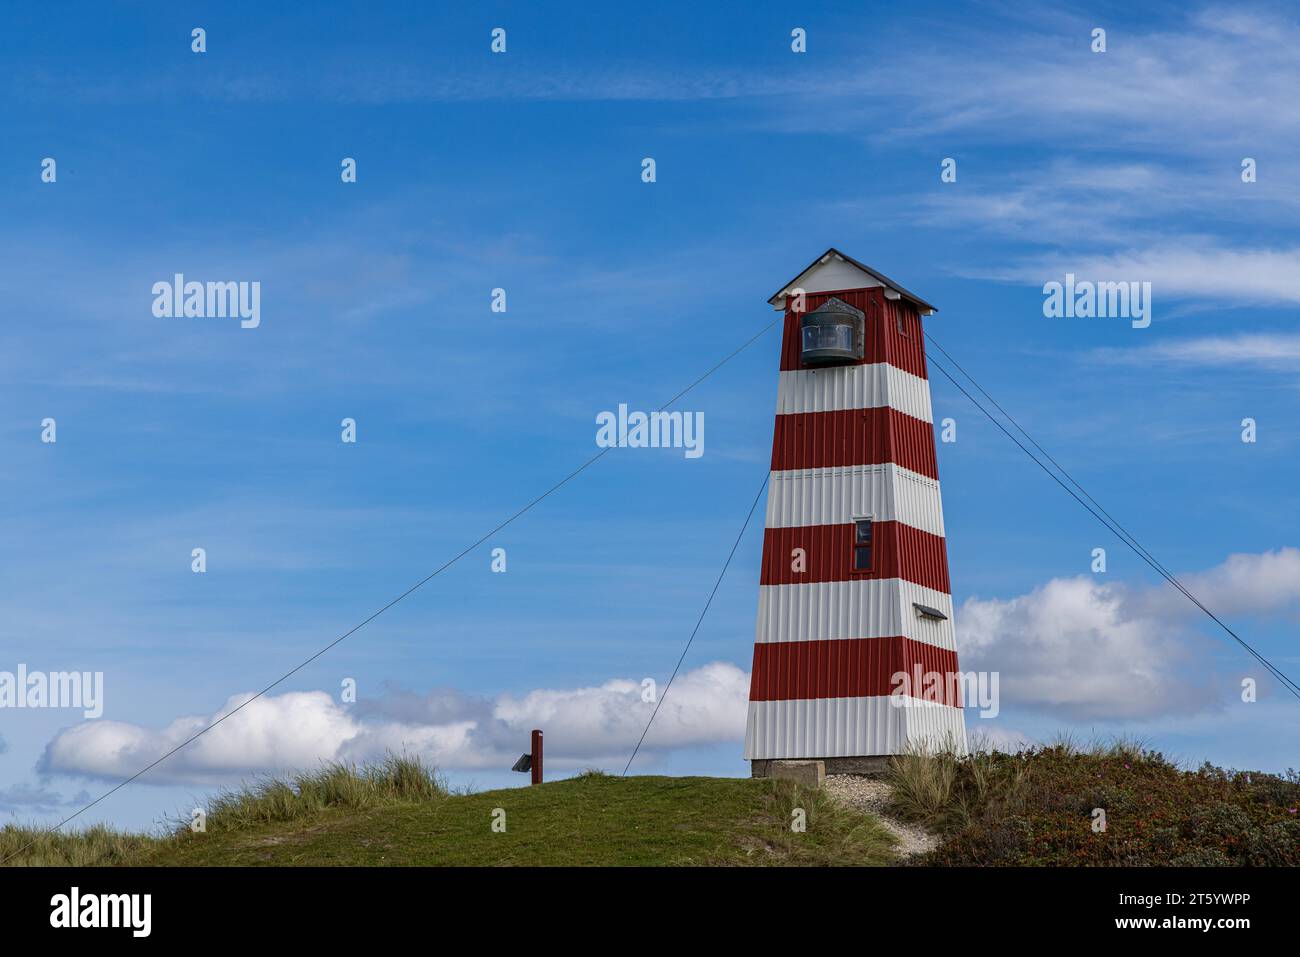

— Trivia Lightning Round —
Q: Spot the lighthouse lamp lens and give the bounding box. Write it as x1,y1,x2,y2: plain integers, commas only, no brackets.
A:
802,324,852,353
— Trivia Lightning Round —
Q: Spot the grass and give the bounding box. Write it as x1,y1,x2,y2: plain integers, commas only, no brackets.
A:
1,759,899,867
198,754,447,832
885,737,1300,866
13,741,1295,867
0,823,156,868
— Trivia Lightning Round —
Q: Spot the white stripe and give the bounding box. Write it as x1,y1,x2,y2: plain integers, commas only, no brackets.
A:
776,363,933,422
765,463,945,537
755,579,956,650
745,695,968,759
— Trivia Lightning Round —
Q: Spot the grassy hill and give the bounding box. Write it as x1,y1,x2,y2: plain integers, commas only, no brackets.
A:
5,742,1298,866
1,764,898,867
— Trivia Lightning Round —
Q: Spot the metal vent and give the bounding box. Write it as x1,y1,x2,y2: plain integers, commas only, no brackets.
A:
912,602,949,622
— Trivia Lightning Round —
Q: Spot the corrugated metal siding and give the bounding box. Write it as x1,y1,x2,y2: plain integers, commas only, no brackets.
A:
883,298,929,380
755,579,957,650
745,696,967,759
764,464,946,536
747,272,962,761
775,363,933,422
779,288,929,379
760,521,951,592
771,408,938,478
749,636,960,703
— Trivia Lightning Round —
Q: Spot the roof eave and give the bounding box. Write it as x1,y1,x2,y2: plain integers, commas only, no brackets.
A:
767,247,939,315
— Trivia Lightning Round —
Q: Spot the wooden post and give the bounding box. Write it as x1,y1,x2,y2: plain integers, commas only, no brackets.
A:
530,729,543,785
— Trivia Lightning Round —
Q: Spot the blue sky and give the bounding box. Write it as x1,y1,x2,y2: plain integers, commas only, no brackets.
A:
2,1,1299,832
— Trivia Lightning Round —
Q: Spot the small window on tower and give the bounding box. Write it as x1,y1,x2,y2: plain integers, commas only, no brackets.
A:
896,314,909,337
853,519,873,571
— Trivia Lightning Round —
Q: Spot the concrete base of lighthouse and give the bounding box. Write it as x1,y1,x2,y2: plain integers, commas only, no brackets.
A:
750,755,891,782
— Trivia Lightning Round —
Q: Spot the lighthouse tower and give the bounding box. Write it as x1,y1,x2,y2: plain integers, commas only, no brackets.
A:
745,249,967,775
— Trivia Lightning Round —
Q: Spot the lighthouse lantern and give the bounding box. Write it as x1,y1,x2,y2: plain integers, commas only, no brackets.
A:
800,296,865,365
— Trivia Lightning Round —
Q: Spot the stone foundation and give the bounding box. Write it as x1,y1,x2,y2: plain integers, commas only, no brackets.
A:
751,759,825,788
751,755,891,780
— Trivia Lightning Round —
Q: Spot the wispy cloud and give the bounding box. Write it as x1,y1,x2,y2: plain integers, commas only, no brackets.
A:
9,54,825,107
913,161,1300,250
860,6,1300,150
978,242,1300,307
18,3,1294,146
1096,333,1300,370
0,782,91,815
815,7,1300,309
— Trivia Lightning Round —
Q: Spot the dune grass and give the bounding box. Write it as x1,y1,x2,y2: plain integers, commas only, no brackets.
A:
0,823,157,868
1,755,447,867
196,754,448,832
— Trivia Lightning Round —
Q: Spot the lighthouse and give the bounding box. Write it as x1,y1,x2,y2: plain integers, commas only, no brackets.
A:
745,249,967,776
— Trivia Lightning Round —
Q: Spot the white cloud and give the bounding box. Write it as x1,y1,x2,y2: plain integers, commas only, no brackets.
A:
39,663,750,786
493,663,748,754
1173,548,1300,618
37,549,1300,784
1096,334,1300,371
959,577,1218,721
958,549,1300,721
992,243,1300,307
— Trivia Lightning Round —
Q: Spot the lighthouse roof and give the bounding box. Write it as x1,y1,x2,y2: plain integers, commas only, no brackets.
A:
768,248,938,315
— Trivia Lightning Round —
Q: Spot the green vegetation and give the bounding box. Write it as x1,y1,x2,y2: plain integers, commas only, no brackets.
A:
2,761,897,867
199,754,447,832
886,738,1300,866
0,823,155,868
8,743,1296,867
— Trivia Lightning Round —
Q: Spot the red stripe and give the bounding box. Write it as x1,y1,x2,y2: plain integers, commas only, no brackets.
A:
760,521,950,592
778,288,929,378
770,408,939,478
749,636,961,703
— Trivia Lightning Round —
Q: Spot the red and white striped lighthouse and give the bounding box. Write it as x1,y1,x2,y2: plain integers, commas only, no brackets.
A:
745,249,967,774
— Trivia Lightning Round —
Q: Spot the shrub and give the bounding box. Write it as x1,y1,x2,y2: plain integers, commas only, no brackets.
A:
889,741,1300,866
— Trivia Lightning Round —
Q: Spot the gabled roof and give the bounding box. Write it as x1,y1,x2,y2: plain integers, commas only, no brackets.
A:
768,248,939,315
